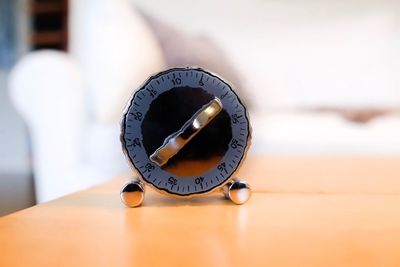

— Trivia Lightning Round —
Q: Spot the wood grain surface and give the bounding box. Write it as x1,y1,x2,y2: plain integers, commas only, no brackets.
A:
1,155,400,267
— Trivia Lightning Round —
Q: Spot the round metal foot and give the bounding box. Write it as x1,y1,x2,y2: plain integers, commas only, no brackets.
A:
120,179,145,207
223,178,251,205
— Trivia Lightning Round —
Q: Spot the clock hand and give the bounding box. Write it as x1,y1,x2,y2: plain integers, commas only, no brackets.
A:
149,97,223,167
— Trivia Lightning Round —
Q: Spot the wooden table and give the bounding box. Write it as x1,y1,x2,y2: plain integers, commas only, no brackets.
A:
1,156,400,267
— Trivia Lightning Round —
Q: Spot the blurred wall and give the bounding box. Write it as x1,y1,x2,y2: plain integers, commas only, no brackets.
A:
0,69,34,216
133,0,400,112
0,0,34,216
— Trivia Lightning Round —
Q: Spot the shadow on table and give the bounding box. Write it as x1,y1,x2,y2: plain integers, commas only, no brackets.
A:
41,189,233,211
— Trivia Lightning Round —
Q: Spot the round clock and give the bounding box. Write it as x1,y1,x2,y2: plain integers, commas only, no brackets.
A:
120,67,251,206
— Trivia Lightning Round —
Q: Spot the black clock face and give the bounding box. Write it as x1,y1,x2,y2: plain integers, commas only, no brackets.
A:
121,68,250,196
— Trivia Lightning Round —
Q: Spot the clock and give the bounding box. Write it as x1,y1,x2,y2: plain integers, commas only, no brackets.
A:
120,67,251,206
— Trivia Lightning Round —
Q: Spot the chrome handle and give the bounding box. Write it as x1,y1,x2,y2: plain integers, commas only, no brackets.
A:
150,97,223,167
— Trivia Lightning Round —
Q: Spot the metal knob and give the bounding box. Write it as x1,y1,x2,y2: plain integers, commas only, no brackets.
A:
223,178,251,205
149,97,223,167
120,179,145,207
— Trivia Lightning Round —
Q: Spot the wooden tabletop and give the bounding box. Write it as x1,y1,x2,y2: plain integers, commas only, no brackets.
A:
1,155,400,267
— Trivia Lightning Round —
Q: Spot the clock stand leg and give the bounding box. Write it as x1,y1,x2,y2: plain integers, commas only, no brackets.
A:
120,178,145,207
223,178,251,205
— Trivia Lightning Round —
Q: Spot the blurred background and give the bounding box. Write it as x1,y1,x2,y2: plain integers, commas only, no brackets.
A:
0,0,399,215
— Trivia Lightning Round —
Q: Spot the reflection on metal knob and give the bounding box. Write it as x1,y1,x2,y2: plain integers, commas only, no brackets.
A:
223,178,251,205
120,179,145,207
